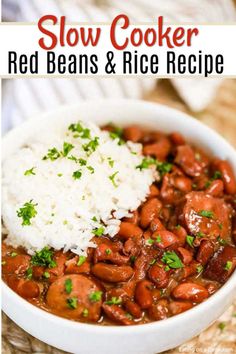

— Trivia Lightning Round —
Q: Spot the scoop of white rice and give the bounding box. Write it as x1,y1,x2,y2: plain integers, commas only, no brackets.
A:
2,120,154,255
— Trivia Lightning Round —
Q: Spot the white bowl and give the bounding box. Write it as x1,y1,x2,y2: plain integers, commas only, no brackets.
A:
2,99,236,354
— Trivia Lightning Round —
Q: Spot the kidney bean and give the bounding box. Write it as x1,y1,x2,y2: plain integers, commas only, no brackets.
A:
196,240,214,265
148,263,170,288
160,207,172,223
134,248,160,280
148,184,159,199
172,226,187,247
173,176,192,193
205,179,224,197
169,301,193,315
92,263,134,283
118,222,143,240
102,303,134,325
172,282,209,303
214,160,236,195
46,251,67,283
170,132,185,146
178,247,193,265
123,237,143,258
181,261,199,279
204,245,236,283
123,298,142,319
17,279,40,299
123,125,143,143
152,230,179,249
135,280,153,309
143,137,171,161
175,145,208,177
148,299,169,320
123,210,139,224
140,198,162,229
65,256,90,274
94,243,129,265
2,254,30,276
150,218,165,233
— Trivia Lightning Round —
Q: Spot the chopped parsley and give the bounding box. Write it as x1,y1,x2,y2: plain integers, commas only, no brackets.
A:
186,235,194,248
24,167,36,176
31,247,56,268
1,261,6,266
92,216,98,222
218,223,223,230
92,227,105,237
77,256,86,267
72,170,82,180
67,297,78,309
89,291,103,302
105,297,122,305
149,258,156,265
224,261,232,271
196,265,203,273
130,255,136,264
136,157,172,176
17,200,38,226
43,147,61,161
217,236,227,246
82,308,89,317
62,142,74,157
68,122,91,139
109,171,119,187
79,158,87,166
87,166,95,174
82,137,99,156
65,278,73,294
43,271,50,279
107,157,114,167
198,210,214,219
146,238,154,245
26,268,33,279
57,173,63,177
105,249,112,255
155,235,162,243
161,251,183,269
175,224,181,230
11,252,18,257
196,232,205,238
109,125,124,145
205,170,222,188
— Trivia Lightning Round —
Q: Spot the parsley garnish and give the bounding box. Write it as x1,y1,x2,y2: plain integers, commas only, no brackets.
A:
26,268,33,279
105,297,122,305
65,278,73,294
109,125,124,145
217,236,227,246
198,210,214,219
186,235,194,248
109,171,119,187
107,157,114,167
43,271,50,279
87,166,95,174
79,158,87,166
17,200,38,226
24,167,36,176
31,247,56,268
77,256,86,267
161,251,183,269
196,265,203,273
62,142,74,157
89,291,103,302
92,216,98,222
11,252,18,257
68,122,91,139
43,147,61,161
67,297,78,309
82,308,89,317
82,137,99,156
136,157,172,176
92,227,105,237
224,261,232,271
218,322,226,331
105,249,111,255
73,170,82,180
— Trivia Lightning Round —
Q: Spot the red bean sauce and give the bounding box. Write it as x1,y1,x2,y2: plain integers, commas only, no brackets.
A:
2,124,236,325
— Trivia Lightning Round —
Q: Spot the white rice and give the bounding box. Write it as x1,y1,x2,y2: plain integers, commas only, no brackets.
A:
2,120,154,255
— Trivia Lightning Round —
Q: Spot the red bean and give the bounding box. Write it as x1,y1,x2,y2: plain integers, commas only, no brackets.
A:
173,176,192,193
172,282,209,303
148,299,169,320
140,198,162,229
169,301,193,315
196,240,214,265
93,244,129,265
65,256,90,274
17,279,40,299
118,222,143,240
152,230,179,249
149,218,165,233
170,132,185,146
135,280,153,309
214,160,236,195
143,138,171,161
148,184,159,199
172,226,187,247
205,179,224,197
123,210,139,224
102,303,134,325
178,247,193,265
148,263,169,288
124,298,142,319
123,125,143,143
91,263,134,283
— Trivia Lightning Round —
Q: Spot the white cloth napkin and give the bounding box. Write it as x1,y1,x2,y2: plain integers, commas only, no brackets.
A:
2,0,236,133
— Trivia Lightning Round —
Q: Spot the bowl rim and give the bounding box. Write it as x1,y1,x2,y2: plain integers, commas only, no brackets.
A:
2,98,236,334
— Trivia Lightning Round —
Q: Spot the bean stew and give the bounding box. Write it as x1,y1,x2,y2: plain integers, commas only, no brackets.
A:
2,124,236,326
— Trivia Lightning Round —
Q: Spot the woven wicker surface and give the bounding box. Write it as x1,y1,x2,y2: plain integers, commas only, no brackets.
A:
2,78,236,354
